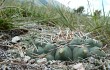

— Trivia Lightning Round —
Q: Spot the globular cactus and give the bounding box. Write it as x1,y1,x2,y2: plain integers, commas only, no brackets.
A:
73,45,89,60
33,46,44,55
55,46,72,61
31,40,46,56
25,32,106,61
84,38,103,48
69,37,83,50
44,43,56,54
90,46,106,57
45,53,54,60
35,39,46,47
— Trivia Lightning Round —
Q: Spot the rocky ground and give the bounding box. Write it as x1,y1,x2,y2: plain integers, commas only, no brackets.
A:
0,22,110,70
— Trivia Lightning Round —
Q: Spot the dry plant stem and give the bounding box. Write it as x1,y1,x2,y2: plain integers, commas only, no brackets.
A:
13,44,25,57
31,39,38,52
65,28,70,40
101,44,107,50
49,45,65,52
92,62,106,70
52,28,74,42
33,54,47,58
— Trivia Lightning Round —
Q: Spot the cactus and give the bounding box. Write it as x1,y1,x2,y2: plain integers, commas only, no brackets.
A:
25,32,106,61
84,38,103,48
45,53,54,60
69,37,83,45
35,39,46,47
55,46,72,61
69,37,83,50
90,47,106,57
33,46,44,55
25,48,34,58
73,46,89,60
44,43,56,54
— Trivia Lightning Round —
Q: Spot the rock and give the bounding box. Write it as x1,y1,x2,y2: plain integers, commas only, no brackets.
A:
73,63,85,70
36,58,47,64
23,56,31,62
11,36,21,44
28,59,36,64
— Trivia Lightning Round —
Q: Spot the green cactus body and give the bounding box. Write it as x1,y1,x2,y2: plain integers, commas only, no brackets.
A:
45,53,54,60
93,40,103,48
90,47,106,57
35,39,46,48
55,46,72,61
69,37,83,50
84,38,103,48
26,33,105,61
26,48,34,57
33,46,44,55
44,43,56,54
73,46,89,60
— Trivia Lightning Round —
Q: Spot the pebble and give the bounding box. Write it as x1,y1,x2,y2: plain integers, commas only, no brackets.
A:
11,36,21,44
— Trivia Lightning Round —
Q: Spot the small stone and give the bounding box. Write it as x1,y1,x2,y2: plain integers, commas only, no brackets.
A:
37,58,47,64
23,56,31,62
11,36,21,43
73,63,85,70
29,59,35,64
